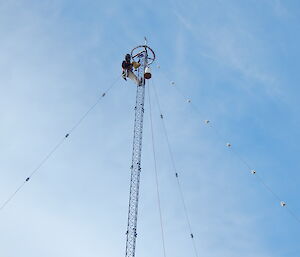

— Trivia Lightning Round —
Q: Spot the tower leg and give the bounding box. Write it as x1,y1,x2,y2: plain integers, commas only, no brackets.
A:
125,80,145,257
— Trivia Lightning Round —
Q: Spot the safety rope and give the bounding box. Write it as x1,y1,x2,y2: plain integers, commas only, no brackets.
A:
151,79,199,257
156,67,300,225
0,75,121,212
147,81,167,257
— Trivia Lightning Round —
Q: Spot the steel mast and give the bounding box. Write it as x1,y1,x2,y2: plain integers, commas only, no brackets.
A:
125,40,155,257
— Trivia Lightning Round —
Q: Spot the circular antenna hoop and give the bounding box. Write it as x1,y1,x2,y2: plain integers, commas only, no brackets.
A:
131,45,156,65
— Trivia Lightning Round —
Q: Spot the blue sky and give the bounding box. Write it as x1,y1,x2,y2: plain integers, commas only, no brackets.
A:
0,0,300,256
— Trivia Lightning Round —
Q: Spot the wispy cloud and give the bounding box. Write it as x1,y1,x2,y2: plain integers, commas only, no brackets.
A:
271,0,291,18
173,8,280,97
1,1,299,257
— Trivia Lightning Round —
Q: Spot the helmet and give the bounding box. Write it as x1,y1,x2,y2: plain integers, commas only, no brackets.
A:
125,54,131,62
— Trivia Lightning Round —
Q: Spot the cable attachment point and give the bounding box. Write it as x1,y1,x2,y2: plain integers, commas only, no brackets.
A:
175,172,178,178
160,114,163,119
190,233,194,238
102,93,106,97
280,201,286,207
65,133,70,138
251,170,256,175
204,120,210,124
25,177,30,182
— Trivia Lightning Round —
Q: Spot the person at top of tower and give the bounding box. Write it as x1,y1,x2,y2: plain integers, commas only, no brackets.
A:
122,54,141,85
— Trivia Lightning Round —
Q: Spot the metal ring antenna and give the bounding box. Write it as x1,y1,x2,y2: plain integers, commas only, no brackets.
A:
131,45,156,65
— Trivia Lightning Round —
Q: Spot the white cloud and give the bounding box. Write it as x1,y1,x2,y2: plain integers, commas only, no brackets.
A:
0,1,299,257
173,7,281,97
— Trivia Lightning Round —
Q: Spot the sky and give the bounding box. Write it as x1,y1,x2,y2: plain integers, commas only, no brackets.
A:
0,0,300,256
